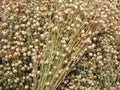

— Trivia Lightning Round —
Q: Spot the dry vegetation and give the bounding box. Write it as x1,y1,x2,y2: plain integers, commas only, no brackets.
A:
0,0,120,90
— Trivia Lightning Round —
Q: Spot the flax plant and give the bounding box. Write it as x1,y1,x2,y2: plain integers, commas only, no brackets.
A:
58,33,120,90
0,0,120,90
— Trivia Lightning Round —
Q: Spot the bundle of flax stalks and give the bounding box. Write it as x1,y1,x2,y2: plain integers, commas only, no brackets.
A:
0,0,120,90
